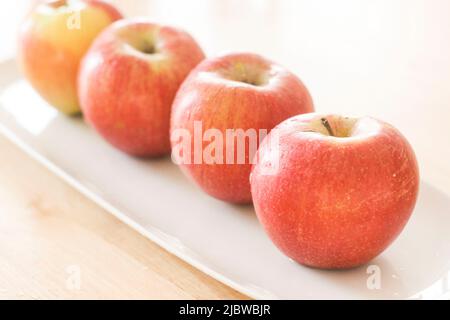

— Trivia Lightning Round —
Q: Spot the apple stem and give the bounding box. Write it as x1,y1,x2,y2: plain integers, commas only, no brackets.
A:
321,118,334,136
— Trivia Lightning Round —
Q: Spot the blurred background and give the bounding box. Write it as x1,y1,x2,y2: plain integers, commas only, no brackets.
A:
1,0,449,192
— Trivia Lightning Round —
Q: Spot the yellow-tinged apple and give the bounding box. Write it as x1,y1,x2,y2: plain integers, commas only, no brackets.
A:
18,0,122,114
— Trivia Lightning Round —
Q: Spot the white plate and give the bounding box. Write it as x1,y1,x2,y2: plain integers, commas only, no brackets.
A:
1,59,449,300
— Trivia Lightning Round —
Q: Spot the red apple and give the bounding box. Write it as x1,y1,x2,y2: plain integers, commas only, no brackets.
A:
78,19,205,156
250,113,419,269
170,53,314,203
18,0,122,114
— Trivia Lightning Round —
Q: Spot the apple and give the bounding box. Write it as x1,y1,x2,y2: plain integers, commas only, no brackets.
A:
18,0,122,114
250,113,419,269
170,53,314,203
78,19,205,157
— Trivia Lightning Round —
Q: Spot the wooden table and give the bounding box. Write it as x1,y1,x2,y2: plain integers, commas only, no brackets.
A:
2,0,450,299
0,133,245,299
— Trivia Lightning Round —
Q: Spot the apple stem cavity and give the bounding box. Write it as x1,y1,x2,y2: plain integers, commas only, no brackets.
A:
141,42,156,55
124,36,158,55
321,117,335,137
221,62,269,87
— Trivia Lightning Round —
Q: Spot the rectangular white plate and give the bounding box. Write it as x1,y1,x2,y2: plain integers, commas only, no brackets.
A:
1,59,450,299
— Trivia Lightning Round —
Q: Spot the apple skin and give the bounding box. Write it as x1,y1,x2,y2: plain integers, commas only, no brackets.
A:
170,53,314,204
78,19,205,157
18,0,122,114
250,113,419,269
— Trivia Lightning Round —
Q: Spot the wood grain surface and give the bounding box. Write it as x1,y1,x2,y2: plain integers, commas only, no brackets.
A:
0,133,246,299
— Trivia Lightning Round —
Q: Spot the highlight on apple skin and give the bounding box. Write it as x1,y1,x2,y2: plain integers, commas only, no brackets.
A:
170,53,314,204
18,0,123,115
250,113,420,269
78,19,205,157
